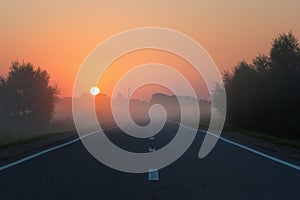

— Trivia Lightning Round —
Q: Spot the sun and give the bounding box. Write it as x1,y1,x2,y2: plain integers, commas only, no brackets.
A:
90,86,100,96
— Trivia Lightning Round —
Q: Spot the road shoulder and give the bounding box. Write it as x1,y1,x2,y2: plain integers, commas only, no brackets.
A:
0,131,77,166
221,131,300,167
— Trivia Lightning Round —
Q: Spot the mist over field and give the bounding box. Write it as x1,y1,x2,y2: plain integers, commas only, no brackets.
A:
53,93,211,130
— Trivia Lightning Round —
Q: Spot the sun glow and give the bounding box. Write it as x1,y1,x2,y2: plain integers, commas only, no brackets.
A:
90,86,100,96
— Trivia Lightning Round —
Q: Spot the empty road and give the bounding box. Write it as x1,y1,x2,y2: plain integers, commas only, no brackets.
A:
0,122,299,199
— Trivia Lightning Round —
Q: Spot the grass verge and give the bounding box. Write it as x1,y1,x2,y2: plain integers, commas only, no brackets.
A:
0,130,76,150
234,129,300,149
198,122,300,149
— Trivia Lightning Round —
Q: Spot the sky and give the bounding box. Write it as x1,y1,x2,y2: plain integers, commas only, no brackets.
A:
1,0,300,99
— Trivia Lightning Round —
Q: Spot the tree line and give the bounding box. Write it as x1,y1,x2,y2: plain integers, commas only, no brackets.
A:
215,32,300,138
1,32,299,139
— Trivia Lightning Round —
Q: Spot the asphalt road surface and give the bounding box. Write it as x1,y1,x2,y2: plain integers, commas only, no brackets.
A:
0,122,299,200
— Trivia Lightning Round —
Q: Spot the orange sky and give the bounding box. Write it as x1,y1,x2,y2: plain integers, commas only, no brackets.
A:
1,0,299,98
99,49,209,100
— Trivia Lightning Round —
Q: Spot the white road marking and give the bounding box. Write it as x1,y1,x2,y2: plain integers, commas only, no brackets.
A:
0,138,80,172
171,121,300,171
1,122,299,172
148,129,158,181
149,136,155,141
202,130,300,171
148,169,159,181
148,147,156,152
0,127,118,172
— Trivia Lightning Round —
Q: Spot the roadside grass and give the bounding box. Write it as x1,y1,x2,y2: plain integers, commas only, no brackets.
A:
1,120,299,150
0,130,76,150
0,119,76,149
197,121,300,149
234,129,300,149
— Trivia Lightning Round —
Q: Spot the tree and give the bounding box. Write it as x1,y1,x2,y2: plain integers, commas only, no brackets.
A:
253,54,271,73
223,61,260,129
268,32,300,136
270,31,300,74
0,76,5,118
0,61,59,128
215,32,300,138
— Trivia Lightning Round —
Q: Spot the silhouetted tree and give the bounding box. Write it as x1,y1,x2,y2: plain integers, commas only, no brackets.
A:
270,31,300,73
224,61,261,129
215,32,300,138
267,32,300,136
253,54,271,73
0,76,5,119
0,61,59,129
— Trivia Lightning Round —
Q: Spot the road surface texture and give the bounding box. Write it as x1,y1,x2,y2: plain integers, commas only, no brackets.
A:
0,122,299,200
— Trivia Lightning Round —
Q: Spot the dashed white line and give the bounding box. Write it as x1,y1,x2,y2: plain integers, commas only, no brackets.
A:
148,147,156,152
148,130,159,181
148,169,159,181
149,136,155,141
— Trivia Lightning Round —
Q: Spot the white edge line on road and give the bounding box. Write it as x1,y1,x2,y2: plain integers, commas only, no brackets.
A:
175,121,300,171
1,123,299,172
0,138,80,172
0,127,118,172
202,130,300,171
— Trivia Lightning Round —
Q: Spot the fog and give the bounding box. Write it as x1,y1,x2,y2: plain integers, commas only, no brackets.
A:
53,93,211,130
